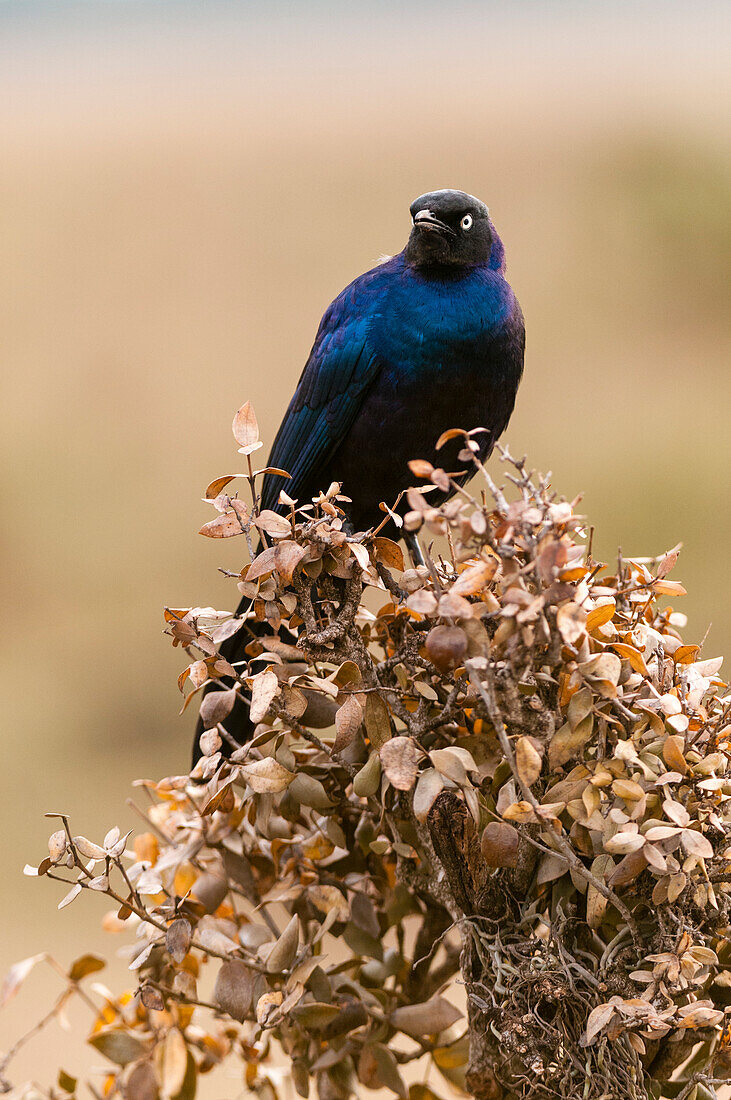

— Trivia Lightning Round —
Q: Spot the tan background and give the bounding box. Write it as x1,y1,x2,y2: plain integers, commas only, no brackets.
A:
1,1,729,1092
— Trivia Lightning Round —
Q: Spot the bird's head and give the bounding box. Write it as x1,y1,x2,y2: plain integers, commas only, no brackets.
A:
405,189,494,270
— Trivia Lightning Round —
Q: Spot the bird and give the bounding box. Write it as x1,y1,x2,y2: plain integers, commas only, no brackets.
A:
192,189,524,764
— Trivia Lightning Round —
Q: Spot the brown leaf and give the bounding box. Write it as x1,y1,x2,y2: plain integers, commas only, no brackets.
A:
656,542,682,579
515,736,543,787
125,1061,158,1100
155,1028,188,1096
681,829,713,860
245,545,278,581
309,885,350,921
214,959,259,1022
265,914,300,973
556,602,587,646
391,996,462,1037
429,747,475,786
199,688,237,730
88,1028,146,1066
652,579,687,596
254,510,292,538
232,401,259,450
548,714,594,768
586,602,615,632
374,536,405,571
408,459,435,478
663,735,689,774
413,768,445,822
674,644,700,665
582,1003,617,1047
239,757,294,794
249,668,280,723
201,779,235,816
608,848,647,887
379,737,422,791
364,693,392,750
1,954,47,1007
611,642,649,676
199,513,244,539
333,695,363,753
359,1044,407,1099
274,540,307,584
205,474,238,499
452,559,497,596
140,985,165,1011
68,954,105,982
166,919,192,964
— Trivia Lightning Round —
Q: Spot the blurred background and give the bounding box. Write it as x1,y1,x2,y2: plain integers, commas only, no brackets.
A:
1,0,729,1092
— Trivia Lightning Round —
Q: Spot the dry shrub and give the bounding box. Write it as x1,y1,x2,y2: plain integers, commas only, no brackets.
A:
3,404,731,1100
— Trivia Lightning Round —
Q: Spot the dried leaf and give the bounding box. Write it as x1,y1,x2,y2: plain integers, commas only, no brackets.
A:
239,757,294,794
586,602,615,632
232,401,259,450
308,885,350,922
155,1028,188,1096
391,996,462,1037
249,668,280,723
333,695,363,753
452,559,497,596
255,510,292,538
515,736,543,787
380,737,422,791
429,747,477,786
199,688,237,729
681,829,713,860
265,914,300,973
582,1003,617,1047
1,953,47,1007
68,954,105,982
548,715,593,768
199,513,244,538
374,537,405,571
364,693,392,750
166,918,192,963
89,1028,147,1066
556,602,587,645
245,545,278,580
274,540,307,584
214,958,258,1022
656,542,682,579
413,769,445,822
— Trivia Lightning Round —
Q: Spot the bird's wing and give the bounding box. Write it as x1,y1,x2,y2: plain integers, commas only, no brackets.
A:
260,286,382,513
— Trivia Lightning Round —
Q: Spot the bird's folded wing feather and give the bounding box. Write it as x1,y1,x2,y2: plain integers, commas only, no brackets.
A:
261,289,382,513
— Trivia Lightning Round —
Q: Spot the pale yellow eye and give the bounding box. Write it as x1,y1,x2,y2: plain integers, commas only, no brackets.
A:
460,214,473,231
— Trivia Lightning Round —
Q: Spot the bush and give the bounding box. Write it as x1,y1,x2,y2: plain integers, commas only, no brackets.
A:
3,404,731,1100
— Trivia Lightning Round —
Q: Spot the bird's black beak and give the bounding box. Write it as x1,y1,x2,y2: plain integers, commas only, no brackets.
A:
413,210,456,237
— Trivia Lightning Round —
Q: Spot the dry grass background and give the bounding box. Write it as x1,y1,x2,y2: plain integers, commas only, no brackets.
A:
0,1,729,1092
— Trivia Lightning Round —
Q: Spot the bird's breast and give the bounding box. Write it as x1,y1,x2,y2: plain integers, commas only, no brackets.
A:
369,267,513,376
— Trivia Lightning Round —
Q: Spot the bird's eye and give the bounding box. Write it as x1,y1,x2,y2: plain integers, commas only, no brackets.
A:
460,214,473,231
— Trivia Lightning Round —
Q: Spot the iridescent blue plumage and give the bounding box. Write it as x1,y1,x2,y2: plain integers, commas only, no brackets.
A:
262,201,523,530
